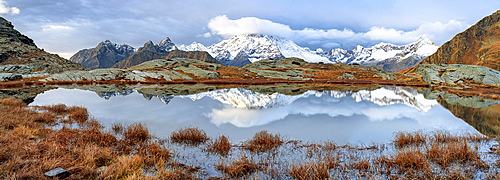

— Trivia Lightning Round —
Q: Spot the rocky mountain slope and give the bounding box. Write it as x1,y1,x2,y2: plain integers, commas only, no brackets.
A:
165,50,221,64
0,17,84,76
112,37,177,68
408,10,500,72
69,40,135,69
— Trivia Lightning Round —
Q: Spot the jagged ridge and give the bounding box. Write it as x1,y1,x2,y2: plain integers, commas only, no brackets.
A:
69,40,136,69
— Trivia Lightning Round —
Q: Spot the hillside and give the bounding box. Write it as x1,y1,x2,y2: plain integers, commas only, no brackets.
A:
407,10,500,73
0,17,84,74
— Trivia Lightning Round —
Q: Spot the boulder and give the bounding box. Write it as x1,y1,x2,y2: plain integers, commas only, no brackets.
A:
44,167,70,179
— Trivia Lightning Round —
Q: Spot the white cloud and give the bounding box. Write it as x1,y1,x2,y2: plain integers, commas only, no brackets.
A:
197,32,212,38
208,15,294,38
42,25,73,31
207,15,470,49
0,0,19,14
363,20,469,44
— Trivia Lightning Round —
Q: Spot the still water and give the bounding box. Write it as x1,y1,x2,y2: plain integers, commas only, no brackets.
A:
30,86,478,144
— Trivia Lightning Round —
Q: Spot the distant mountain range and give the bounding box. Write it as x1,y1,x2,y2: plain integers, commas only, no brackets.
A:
94,86,438,112
70,34,438,72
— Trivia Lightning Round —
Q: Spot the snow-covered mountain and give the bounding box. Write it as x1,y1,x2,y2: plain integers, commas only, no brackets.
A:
182,87,438,112
320,36,438,71
92,86,437,112
155,37,178,52
178,42,208,52
204,34,329,65
205,34,286,65
186,34,437,70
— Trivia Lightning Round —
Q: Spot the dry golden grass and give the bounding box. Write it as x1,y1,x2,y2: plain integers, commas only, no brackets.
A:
170,127,209,146
393,131,427,148
122,123,151,145
426,141,487,169
432,130,460,143
350,158,371,171
287,161,330,180
389,148,432,178
0,98,175,179
216,155,260,178
206,135,232,156
244,130,284,152
111,122,124,134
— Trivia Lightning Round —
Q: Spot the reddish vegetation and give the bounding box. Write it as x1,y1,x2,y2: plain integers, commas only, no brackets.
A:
0,98,184,179
206,135,232,156
170,127,209,146
243,130,284,152
216,155,261,178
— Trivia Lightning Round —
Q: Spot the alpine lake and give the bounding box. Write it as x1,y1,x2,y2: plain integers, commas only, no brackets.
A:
27,84,500,143
16,84,500,178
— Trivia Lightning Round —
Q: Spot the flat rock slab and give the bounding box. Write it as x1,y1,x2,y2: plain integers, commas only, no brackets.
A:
44,167,70,179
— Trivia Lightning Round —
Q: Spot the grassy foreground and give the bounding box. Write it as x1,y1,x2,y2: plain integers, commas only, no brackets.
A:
1,99,500,179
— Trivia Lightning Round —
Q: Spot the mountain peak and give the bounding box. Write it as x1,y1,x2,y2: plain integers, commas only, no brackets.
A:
155,37,177,51
415,36,434,45
157,37,172,45
179,41,208,52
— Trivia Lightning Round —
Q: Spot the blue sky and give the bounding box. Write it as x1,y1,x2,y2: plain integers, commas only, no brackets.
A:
2,0,499,58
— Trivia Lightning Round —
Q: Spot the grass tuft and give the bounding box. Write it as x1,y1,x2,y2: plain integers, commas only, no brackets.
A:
216,155,260,178
170,127,209,146
244,130,283,152
393,131,427,148
206,135,232,156
287,161,330,180
122,123,151,146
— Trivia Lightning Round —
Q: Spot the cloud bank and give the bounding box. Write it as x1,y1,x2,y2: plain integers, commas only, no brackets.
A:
0,0,19,14
207,15,470,49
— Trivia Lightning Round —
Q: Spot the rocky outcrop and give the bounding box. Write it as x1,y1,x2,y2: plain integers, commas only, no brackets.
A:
414,63,500,86
0,17,84,75
69,40,135,69
112,38,177,68
408,10,500,73
242,57,309,69
165,50,221,64
42,58,225,82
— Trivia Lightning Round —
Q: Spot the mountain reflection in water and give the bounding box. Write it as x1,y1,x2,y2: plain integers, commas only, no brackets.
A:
31,86,479,143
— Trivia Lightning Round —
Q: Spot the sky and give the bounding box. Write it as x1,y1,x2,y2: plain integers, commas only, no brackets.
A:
1,0,499,59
